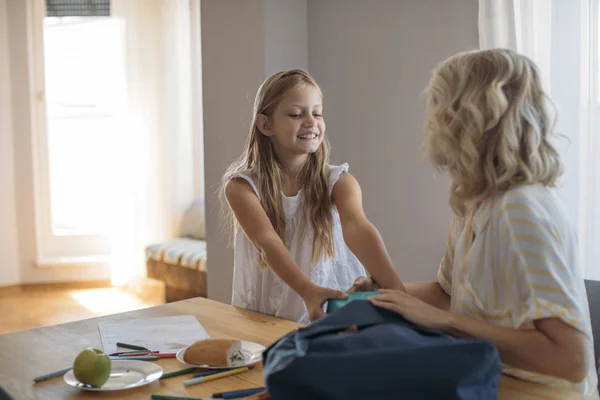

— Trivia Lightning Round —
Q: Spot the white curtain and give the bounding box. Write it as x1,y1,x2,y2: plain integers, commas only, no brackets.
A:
479,0,600,280
109,0,203,286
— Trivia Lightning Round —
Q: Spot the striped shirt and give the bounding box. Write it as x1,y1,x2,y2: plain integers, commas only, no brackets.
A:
438,184,598,395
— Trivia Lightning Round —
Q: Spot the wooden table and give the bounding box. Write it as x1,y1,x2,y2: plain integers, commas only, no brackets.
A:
0,297,596,399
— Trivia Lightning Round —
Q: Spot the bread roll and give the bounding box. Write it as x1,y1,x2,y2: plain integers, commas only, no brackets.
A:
183,338,244,366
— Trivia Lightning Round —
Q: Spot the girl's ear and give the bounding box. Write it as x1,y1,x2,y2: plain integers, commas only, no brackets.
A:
256,114,273,137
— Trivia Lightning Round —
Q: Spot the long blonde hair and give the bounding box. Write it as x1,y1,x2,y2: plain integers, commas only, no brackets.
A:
222,69,335,266
424,49,562,217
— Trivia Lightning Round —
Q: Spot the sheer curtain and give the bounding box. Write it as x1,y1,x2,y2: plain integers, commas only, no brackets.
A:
479,0,600,280
109,0,203,286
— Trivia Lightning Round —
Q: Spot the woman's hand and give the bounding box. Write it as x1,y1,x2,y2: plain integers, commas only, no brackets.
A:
348,276,378,292
369,289,453,331
303,285,348,322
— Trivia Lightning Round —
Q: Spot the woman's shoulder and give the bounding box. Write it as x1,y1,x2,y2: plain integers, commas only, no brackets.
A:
492,185,563,217
489,184,572,235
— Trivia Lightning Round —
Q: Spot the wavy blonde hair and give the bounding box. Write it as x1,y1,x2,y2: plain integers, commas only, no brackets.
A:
222,69,335,267
424,49,563,217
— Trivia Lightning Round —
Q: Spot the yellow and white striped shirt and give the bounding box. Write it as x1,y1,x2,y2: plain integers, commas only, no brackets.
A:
438,184,598,395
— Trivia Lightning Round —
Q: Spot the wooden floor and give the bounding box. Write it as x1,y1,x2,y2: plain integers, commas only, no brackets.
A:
0,286,164,335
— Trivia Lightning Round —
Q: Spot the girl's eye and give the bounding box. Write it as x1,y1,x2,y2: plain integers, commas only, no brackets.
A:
289,114,302,118
313,114,323,117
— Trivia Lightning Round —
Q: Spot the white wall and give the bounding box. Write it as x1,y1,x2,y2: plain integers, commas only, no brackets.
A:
307,0,479,281
5,0,39,285
0,0,21,286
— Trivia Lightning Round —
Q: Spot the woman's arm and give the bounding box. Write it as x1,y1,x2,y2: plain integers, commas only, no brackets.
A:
405,281,450,310
226,179,346,321
332,173,405,291
370,290,590,383
449,313,590,383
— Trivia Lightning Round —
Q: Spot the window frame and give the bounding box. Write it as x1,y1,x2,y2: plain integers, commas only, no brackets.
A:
578,0,600,280
28,0,112,265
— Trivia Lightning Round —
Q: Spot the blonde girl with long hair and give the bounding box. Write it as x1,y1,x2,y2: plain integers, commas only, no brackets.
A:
357,49,597,394
223,69,404,324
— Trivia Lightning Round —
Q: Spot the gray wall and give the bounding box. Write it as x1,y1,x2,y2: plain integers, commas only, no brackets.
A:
201,0,267,303
307,0,479,281
202,0,309,303
264,0,308,75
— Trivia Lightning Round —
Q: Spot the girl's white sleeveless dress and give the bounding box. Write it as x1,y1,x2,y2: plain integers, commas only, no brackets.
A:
229,163,367,323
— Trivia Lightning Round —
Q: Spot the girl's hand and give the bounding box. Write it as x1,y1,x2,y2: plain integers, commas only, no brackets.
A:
348,276,378,292
369,289,453,331
303,285,348,322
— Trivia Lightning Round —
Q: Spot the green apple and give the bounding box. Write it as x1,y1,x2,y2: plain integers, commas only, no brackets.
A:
73,348,111,387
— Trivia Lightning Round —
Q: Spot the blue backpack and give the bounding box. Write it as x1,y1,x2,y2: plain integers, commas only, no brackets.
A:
263,300,501,400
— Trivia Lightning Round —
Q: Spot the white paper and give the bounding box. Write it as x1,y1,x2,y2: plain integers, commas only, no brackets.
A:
98,315,210,354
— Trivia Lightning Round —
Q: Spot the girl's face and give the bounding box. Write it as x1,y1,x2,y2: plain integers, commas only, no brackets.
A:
259,85,325,159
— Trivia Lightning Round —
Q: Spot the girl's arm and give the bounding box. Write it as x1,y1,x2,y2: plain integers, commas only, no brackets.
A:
332,173,405,291
226,178,347,321
370,290,590,383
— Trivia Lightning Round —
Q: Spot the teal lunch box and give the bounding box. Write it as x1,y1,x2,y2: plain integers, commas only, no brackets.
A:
325,291,379,314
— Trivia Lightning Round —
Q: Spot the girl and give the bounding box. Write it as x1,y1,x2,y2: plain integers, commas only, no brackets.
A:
223,69,404,324
361,49,597,395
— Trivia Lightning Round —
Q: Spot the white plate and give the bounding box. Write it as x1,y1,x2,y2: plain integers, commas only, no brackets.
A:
176,341,266,369
64,360,163,391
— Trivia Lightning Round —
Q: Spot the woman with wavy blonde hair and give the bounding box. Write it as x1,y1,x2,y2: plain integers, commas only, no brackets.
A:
360,50,597,394
223,69,404,323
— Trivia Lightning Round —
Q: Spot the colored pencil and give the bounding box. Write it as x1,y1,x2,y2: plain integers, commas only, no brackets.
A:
159,367,198,380
211,387,265,398
33,367,72,382
111,355,159,361
109,350,159,356
116,342,148,351
192,369,228,378
155,353,176,358
183,367,249,387
119,352,176,359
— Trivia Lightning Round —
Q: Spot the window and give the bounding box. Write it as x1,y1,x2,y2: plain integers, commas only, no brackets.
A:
27,0,202,281
30,0,125,263
596,0,600,105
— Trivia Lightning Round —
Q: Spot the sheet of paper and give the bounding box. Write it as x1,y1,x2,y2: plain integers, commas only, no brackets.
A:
98,315,210,354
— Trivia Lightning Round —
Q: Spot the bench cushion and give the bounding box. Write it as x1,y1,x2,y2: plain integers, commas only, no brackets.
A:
146,238,207,271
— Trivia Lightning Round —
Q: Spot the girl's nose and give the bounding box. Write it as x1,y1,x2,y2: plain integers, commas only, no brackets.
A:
303,114,316,127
